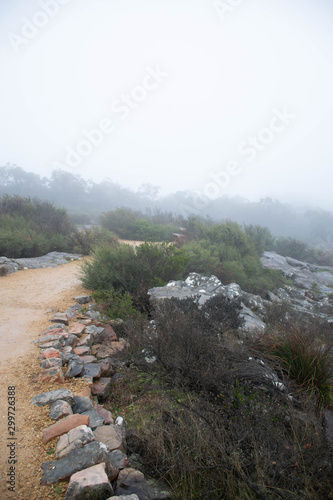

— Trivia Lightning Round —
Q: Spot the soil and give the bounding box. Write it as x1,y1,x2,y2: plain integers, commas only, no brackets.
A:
0,259,91,500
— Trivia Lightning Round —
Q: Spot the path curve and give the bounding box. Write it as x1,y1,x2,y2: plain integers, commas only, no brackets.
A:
0,260,89,499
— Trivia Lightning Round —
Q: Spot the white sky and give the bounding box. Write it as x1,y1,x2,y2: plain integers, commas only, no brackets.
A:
0,0,332,209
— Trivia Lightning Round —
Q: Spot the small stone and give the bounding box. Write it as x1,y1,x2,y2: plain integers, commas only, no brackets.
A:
83,363,102,379
95,404,114,425
93,425,125,452
42,414,89,444
69,323,86,337
38,340,62,350
92,377,111,400
38,367,64,384
109,450,129,470
50,400,73,420
73,346,91,356
39,348,62,360
31,389,74,407
77,388,92,398
56,425,95,458
77,334,92,347
63,346,74,355
74,295,92,304
81,409,104,430
65,357,84,378
107,496,139,500
94,324,117,344
72,396,94,414
40,358,63,369
64,335,80,348
80,355,97,364
84,325,104,336
115,468,149,499
51,314,70,325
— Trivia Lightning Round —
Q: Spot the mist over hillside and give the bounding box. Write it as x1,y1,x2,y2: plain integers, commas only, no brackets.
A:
1,164,333,248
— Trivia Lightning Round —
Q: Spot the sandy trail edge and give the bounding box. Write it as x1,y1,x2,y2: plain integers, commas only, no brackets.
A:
0,260,90,500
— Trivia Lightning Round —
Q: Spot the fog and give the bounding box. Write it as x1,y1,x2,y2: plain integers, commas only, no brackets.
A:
0,0,332,211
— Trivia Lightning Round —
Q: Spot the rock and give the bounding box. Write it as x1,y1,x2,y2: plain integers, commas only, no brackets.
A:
81,409,105,430
93,425,125,452
64,335,80,348
107,496,139,500
63,346,74,355
83,363,102,379
41,441,118,484
0,256,20,274
69,323,86,337
72,396,94,414
74,295,92,304
84,325,104,336
94,324,118,345
43,327,67,336
50,400,73,420
65,355,84,378
31,389,74,407
38,340,62,350
92,377,111,400
148,273,265,336
115,468,150,499
65,463,113,499
56,425,95,459
13,252,81,270
40,358,63,369
109,450,129,470
39,348,62,360
51,314,70,326
38,366,64,384
92,343,125,359
35,335,65,345
42,414,90,444
77,334,93,347
74,346,91,356
95,404,114,425
80,355,97,364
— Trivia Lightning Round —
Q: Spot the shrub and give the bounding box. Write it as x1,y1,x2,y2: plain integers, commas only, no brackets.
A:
92,289,138,320
80,242,189,311
254,326,333,408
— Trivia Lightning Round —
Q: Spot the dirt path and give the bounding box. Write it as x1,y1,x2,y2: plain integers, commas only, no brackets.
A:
0,260,89,500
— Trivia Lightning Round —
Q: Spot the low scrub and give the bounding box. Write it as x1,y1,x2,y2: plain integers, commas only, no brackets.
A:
254,326,333,408
80,242,189,311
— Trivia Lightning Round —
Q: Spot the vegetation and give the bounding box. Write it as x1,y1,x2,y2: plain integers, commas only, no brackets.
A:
104,299,333,499
81,242,189,311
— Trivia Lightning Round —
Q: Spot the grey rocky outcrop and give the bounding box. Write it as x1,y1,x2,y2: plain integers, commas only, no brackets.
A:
148,273,266,334
0,252,82,275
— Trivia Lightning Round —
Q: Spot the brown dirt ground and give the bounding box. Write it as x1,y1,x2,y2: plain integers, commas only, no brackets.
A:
0,259,92,500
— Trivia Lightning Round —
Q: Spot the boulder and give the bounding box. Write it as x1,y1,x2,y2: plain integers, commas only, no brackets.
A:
65,355,84,378
65,463,113,499
109,449,129,470
31,389,74,407
42,414,90,444
50,400,73,420
41,441,118,484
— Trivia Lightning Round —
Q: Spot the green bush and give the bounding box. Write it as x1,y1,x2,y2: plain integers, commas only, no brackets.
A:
92,289,138,320
80,242,189,311
100,207,178,241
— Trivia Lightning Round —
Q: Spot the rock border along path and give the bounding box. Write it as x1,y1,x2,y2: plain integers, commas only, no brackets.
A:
0,252,169,500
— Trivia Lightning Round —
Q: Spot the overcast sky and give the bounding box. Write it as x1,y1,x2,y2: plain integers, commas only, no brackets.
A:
0,0,332,209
